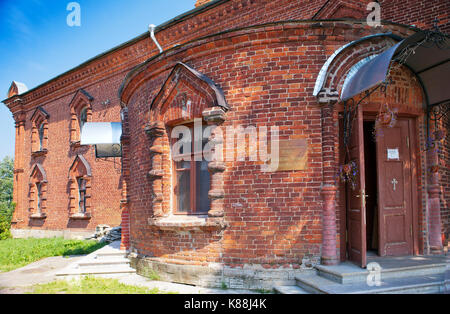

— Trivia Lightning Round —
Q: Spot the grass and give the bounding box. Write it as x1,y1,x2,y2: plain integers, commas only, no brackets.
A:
254,288,273,294
0,237,107,272
146,268,161,281
29,276,162,294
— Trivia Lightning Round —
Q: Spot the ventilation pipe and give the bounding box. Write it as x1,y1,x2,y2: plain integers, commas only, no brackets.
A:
149,24,163,53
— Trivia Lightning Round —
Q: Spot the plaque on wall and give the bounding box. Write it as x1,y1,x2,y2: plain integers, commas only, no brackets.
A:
270,138,309,172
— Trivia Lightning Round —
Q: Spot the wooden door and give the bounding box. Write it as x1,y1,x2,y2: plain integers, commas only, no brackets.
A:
376,118,414,256
346,105,367,268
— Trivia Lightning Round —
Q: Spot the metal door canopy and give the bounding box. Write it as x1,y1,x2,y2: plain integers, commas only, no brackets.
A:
341,31,450,107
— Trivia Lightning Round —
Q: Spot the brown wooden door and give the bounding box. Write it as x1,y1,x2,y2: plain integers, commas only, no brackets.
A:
376,118,414,256
346,105,367,268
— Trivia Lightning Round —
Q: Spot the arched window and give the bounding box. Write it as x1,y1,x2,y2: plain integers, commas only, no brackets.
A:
68,155,92,219
77,177,87,213
79,107,88,133
36,182,43,212
29,164,47,219
38,123,45,151
69,89,93,146
142,63,228,219
30,107,49,155
171,124,210,215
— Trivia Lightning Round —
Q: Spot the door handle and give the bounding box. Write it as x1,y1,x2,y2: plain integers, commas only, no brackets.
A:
356,189,368,225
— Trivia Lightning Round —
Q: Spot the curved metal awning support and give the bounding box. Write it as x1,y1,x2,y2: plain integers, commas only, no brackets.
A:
313,33,402,97
340,30,450,107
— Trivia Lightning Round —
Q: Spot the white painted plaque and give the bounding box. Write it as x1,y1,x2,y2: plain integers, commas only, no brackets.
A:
387,148,399,160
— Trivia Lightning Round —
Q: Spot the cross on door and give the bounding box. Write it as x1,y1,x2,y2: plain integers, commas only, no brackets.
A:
391,178,398,191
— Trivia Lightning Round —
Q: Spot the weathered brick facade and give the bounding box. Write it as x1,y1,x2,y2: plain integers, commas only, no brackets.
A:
3,0,449,287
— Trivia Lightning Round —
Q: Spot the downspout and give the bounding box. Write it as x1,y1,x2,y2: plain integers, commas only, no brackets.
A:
148,24,163,54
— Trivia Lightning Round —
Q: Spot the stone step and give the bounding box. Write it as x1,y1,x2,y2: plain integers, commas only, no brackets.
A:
93,253,128,262
295,272,446,294
95,251,127,257
56,264,136,277
316,258,447,284
273,285,310,294
54,241,136,279
77,258,130,268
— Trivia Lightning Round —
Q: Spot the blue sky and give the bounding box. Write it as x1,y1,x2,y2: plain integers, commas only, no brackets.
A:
0,0,195,161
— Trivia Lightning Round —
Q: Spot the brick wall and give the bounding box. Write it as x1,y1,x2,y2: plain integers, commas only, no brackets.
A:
380,0,450,34
440,113,450,246
4,0,447,250
2,0,359,238
9,76,125,234
123,21,422,267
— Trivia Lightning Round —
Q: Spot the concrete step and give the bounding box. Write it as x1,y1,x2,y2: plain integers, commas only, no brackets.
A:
77,258,130,268
56,264,136,277
273,285,310,294
295,272,447,294
316,261,447,284
95,251,127,259
55,241,136,279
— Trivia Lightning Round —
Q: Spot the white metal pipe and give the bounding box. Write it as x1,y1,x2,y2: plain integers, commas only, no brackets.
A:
149,24,163,53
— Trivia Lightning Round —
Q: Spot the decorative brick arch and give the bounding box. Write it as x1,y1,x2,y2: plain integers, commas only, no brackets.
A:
144,63,229,226
149,62,229,121
68,89,93,146
68,155,92,219
313,0,368,20
29,163,48,219
30,107,50,156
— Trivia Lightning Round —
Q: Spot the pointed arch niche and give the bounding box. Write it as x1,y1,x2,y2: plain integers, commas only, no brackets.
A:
29,164,48,219
147,63,229,223
68,155,92,219
121,62,229,230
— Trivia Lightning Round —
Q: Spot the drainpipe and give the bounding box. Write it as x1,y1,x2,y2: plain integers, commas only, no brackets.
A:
148,24,163,54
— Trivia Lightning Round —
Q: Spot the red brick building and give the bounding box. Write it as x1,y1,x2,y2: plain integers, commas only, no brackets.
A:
3,0,449,288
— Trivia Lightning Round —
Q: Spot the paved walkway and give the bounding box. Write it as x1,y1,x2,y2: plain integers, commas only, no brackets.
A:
108,273,258,294
0,253,258,294
0,255,84,294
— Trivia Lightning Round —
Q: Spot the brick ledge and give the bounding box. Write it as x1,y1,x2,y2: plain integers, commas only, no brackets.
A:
29,213,47,219
148,215,227,230
69,212,91,220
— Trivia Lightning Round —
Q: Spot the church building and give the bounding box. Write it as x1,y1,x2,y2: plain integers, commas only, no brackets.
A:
3,0,449,290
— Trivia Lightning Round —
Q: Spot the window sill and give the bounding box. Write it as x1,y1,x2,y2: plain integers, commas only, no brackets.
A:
148,215,227,231
31,150,48,158
29,213,46,219
69,212,91,220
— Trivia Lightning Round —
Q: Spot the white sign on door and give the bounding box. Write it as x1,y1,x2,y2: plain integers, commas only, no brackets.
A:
387,148,399,160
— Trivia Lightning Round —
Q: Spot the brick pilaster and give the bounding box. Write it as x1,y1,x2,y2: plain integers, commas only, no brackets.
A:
319,95,339,265
427,146,443,255
120,108,131,250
